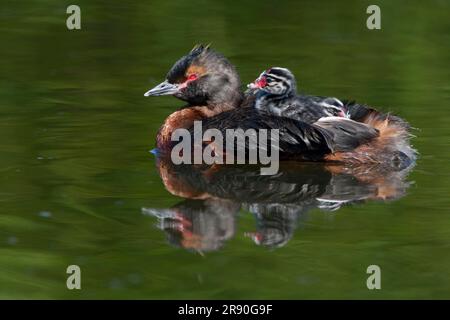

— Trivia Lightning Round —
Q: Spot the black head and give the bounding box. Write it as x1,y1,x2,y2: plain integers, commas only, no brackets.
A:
248,67,297,97
144,45,242,107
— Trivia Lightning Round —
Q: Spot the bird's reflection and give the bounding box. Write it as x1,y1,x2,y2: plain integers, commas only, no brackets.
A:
143,157,414,252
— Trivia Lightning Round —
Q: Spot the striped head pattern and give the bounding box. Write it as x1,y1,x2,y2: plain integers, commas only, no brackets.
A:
248,67,297,97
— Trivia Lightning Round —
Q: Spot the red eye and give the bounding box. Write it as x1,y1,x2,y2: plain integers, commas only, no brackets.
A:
187,74,197,81
256,76,267,88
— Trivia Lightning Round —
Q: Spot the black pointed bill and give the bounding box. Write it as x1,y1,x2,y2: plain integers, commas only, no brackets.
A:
144,80,179,96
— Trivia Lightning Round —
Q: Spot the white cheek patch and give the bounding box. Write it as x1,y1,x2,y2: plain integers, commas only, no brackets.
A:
272,83,283,94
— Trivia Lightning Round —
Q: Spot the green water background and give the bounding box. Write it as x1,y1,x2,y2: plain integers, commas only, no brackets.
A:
0,0,449,299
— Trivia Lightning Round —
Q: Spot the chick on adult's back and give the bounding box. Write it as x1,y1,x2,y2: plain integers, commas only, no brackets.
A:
247,67,347,123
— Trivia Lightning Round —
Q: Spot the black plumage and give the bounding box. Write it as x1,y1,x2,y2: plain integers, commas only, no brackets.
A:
144,45,416,168
247,67,346,123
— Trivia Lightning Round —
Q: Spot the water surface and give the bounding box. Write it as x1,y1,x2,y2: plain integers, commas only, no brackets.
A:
0,0,449,299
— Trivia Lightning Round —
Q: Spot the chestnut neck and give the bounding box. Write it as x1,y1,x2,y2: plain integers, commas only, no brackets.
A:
156,102,238,150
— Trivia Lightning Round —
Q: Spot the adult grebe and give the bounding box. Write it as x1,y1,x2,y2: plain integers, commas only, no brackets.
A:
144,45,416,168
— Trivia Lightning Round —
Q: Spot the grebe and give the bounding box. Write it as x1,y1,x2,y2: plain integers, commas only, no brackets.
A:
247,67,347,122
144,45,416,168
144,44,242,150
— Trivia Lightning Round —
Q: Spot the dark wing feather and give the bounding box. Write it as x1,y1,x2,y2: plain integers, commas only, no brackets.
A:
196,108,333,160
313,117,379,151
344,101,411,130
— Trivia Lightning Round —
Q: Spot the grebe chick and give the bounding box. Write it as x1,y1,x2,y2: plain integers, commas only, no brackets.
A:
248,67,347,123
